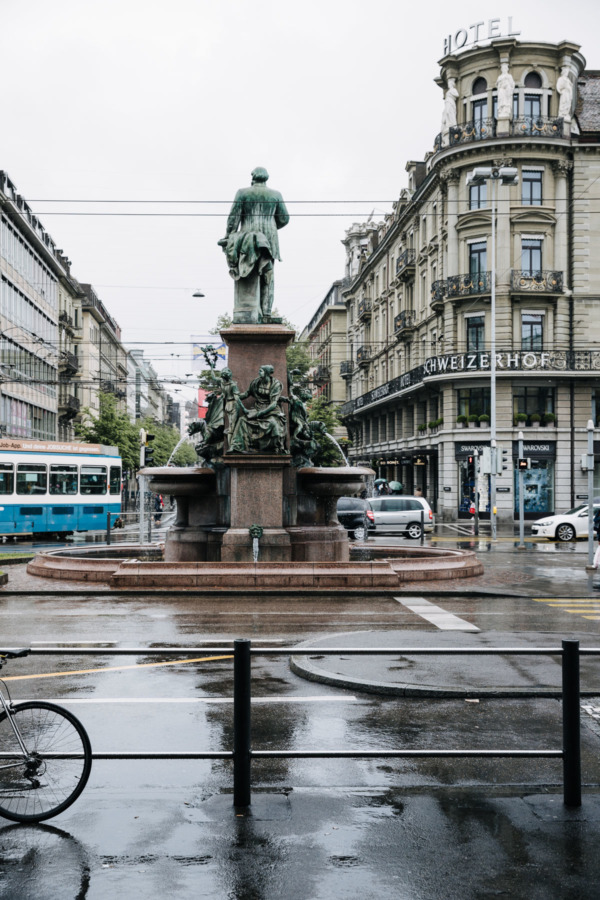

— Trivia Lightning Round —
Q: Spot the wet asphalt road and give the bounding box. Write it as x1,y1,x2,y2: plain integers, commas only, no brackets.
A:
1,538,600,898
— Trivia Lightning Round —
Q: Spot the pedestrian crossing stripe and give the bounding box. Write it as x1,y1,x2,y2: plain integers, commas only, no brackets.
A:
532,597,600,623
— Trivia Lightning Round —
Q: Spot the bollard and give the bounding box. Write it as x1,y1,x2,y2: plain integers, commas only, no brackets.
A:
106,512,111,546
420,509,424,544
562,639,582,807
233,638,252,807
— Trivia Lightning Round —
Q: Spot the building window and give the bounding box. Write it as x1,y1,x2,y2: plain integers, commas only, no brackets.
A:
472,98,487,135
469,241,487,275
472,77,487,96
457,388,490,418
522,170,543,206
524,71,542,89
521,239,542,275
524,93,542,122
469,182,487,210
466,315,485,351
593,391,600,428
521,313,544,351
513,386,555,419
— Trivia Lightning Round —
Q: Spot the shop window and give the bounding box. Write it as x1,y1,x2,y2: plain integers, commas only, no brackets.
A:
514,460,554,515
521,314,543,351
459,457,489,515
593,390,600,427
522,171,543,206
457,388,490,417
466,316,485,351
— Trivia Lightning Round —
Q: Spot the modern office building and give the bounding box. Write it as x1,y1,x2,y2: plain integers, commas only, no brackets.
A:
0,171,62,440
340,37,600,521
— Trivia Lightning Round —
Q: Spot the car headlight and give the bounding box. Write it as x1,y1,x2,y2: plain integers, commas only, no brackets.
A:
535,520,552,527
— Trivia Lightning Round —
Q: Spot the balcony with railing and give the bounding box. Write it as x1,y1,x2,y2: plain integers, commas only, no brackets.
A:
449,118,496,146
511,270,564,294
394,311,416,340
356,345,372,367
512,117,563,139
58,351,79,376
58,394,81,421
316,364,331,381
395,249,416,281
447,272,492,299
357,298,372,321
430,280,445,311
340,360,353,378
59,310,74,330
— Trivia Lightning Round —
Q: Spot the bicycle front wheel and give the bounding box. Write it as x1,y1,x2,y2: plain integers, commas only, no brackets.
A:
0,701,92,823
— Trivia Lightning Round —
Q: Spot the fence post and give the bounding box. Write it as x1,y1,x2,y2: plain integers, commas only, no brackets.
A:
233,638,252,807
562,639,582,807
106,513,111,546
420,509,424,544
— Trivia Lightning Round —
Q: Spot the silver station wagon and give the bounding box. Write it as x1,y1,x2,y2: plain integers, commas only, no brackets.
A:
368,496,434,539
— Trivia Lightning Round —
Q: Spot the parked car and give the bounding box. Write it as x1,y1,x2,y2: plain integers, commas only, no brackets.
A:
336,497,374,540
531,500,600,542
368,496,434,539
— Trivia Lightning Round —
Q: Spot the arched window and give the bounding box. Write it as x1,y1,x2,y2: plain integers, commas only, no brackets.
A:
524,71,542,89
472,77,487,95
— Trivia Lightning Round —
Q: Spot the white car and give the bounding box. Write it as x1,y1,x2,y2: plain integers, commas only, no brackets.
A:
531,501,600,542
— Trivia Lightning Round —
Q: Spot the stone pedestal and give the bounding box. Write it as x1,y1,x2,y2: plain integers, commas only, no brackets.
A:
221,454,294,562
220,325,294,409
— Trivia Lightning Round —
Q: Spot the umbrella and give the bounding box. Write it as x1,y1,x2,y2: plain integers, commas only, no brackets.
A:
389,481,402,491
373,478,388,485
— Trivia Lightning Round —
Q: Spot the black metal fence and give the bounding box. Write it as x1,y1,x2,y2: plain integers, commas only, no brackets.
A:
30,639,594,809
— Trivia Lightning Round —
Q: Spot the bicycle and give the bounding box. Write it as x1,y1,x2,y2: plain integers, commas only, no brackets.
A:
0,648,92,823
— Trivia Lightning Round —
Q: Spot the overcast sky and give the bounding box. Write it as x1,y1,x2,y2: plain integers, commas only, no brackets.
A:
2,0,598,402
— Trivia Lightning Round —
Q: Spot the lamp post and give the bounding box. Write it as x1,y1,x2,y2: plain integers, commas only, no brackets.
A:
465,166,518,540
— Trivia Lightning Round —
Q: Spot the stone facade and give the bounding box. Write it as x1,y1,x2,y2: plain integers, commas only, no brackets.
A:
300,279,350,418
340,38,600,521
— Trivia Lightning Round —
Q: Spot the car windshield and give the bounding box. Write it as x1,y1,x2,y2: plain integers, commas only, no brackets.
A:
564,505,587,515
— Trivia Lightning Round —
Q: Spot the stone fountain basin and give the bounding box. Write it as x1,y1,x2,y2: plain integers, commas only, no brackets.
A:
139,466,216,497
298,466,373,497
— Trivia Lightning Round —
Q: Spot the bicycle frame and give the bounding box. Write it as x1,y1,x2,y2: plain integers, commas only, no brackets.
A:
0,679,32,764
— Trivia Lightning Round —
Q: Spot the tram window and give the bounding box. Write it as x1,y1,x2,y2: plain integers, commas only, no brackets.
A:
50,464,78,495
109,467,121,495
80,465,107,495
0,464,14,495
16,464,47,495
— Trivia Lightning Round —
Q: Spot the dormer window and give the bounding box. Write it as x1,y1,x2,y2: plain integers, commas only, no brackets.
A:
524,71,542,89
472,77,487,96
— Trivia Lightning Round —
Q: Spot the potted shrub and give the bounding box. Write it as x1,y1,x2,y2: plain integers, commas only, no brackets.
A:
478,414,490,427
456,414,467,428
514,412,528,426
436,417,444,428
418,423,427,433
530,413,541,428
542,412,556,427
467,414,479,428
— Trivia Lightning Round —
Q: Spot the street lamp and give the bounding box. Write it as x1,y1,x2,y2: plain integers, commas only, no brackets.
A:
465,166,518,540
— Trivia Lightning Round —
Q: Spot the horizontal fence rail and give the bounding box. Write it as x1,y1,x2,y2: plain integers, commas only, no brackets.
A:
22,640,598,808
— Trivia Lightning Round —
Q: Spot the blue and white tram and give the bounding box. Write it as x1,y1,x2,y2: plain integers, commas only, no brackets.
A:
0,439,122,536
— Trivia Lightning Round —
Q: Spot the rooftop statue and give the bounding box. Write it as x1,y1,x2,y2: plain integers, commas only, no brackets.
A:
218,168,290,324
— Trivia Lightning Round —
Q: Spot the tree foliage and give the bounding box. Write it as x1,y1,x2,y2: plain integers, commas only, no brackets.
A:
75,392,198,470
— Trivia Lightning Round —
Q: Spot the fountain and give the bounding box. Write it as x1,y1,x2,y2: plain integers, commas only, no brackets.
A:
28,168,483,589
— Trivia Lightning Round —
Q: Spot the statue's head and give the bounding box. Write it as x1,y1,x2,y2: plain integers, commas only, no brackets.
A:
221,367,232,380
251,167,269,184
259,364,274,379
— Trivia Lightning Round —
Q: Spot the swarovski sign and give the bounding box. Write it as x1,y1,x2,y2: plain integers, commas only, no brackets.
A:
443,17,520,56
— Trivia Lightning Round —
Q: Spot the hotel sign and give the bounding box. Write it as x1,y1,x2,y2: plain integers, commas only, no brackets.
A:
424,350,555,376
443,17,520,56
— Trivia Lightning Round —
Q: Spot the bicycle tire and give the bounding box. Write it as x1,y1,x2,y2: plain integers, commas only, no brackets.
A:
0,701,92,823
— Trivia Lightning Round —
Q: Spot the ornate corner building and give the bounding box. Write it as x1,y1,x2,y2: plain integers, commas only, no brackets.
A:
341,37,600,522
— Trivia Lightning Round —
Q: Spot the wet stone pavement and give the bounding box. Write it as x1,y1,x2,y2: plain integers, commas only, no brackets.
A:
1,537,600,897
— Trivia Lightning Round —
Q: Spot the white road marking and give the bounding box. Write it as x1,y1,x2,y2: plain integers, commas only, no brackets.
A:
28,696,360,704
394,596,480,631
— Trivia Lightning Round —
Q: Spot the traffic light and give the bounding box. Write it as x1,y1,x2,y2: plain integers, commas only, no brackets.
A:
517,458,530,470
144,433,156,467
497,446,509,475
468,455,474,465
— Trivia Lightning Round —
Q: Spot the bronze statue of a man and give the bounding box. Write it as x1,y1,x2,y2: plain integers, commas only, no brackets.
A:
218,168,289,324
